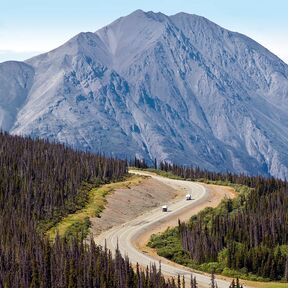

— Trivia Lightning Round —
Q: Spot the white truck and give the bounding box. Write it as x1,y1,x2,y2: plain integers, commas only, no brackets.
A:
162,205,168,212
186,194,192,200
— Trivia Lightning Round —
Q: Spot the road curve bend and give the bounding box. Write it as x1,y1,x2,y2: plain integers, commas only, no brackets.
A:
94,171,236,288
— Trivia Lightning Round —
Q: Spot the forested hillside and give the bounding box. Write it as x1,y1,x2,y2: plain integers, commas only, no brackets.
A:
150,163,288,281
0,132,177,287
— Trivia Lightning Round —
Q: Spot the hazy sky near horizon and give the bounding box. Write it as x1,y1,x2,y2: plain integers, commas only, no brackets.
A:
0,0,287,63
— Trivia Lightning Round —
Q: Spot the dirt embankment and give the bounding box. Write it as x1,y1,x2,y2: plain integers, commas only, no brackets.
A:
90,176,180,236
90,175,236,241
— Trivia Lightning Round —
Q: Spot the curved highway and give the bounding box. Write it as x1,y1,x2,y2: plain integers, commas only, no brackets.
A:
94,171,239,288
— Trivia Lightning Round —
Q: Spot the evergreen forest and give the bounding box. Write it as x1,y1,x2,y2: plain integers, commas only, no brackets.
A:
0,132,178,287
152,163,288,281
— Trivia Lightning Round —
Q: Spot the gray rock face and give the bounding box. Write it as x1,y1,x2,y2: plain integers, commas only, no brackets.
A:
0,61,34,131
1,10,288,178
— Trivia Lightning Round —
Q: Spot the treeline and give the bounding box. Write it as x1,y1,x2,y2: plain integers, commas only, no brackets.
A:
159,162,285,188
0,132,178,287
0,131,127,227
160,162,288,280
1,233,178,288
130,157,149,169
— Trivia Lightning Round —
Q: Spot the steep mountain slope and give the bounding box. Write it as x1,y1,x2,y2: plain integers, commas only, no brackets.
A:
0,10,288,178
0,61,34,131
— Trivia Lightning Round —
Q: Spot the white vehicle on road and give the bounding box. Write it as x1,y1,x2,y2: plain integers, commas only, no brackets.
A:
94,170,239,288
162,205,168,212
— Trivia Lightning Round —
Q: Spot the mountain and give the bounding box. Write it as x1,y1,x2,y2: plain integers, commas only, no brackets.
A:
1,10,288,179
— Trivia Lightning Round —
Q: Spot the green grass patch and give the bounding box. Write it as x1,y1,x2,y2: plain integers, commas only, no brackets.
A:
148,228,197,268
37,178,103,233
64,217,91,241
46,174,144,240
244,282,288,288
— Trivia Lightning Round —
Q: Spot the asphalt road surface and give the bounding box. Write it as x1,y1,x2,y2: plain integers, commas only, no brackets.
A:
94,171,239,288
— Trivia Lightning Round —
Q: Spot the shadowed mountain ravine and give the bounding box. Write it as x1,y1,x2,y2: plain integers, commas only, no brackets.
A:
1,10,288,179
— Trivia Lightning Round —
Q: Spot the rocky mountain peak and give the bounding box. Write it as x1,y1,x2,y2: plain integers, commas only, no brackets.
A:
1,10,288,178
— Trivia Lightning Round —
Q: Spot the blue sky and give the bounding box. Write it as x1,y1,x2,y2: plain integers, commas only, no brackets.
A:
1,0,287,63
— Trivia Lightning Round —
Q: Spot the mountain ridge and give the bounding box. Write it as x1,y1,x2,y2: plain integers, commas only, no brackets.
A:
1,10,288,178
